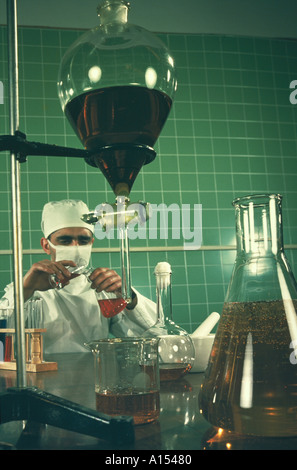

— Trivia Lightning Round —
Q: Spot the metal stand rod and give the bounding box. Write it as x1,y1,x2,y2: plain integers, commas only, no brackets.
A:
0,1,136,444
7,0,26,389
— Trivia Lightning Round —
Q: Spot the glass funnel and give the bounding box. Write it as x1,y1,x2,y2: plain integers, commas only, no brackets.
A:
144,262,195,382
57,0,177,197
80,197,150,310
199,193,297,437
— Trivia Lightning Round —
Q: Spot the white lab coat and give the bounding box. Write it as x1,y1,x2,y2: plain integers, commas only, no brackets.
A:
1,275,157,354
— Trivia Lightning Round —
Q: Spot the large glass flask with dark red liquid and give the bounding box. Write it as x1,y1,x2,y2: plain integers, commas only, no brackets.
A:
199,194,297,437
57,0,176,197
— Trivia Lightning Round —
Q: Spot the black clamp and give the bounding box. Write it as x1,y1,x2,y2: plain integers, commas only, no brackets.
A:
0,130,92,163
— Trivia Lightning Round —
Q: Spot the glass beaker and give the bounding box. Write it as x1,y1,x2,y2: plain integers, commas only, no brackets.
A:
144,262,195,381
85,337,160,425
199,193,297,437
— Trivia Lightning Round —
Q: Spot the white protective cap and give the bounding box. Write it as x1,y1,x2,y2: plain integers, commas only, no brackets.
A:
41,199,94,238
154,261,172,290
154,261,172,274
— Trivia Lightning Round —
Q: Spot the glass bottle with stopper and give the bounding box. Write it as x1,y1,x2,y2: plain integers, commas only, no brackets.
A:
199,193,297,437
57,0,176,316
144,262,195,382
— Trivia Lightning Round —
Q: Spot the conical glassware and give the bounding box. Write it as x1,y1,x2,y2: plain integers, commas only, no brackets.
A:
144,262,195,382
50,260,128,318
199,193,297,437
57,0,176,197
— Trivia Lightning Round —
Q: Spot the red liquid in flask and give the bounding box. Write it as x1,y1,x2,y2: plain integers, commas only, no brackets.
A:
4,335,12,362
98,298,128,318
65,86,172,149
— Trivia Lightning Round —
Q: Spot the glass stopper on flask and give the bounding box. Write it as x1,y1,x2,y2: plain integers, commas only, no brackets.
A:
144,262,195,381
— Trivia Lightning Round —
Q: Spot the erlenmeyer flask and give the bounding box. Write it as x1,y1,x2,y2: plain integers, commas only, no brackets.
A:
57,0,176,197
51,261,128,318
144,262,195,382
199,193,297,437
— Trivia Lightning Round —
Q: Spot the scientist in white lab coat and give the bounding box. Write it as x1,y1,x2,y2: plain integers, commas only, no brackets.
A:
1,200,156,353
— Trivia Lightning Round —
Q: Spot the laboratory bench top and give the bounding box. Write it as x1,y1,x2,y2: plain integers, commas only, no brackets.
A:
1,353,297,451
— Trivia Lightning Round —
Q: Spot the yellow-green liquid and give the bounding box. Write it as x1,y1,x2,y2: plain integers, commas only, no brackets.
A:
199,300,297,436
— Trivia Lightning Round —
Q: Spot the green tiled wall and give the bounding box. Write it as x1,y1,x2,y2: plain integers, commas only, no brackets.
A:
1,27,297,333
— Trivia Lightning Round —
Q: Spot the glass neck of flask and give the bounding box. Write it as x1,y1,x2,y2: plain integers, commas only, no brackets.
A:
155,273,173,324
97,0,129,27
233,194,283,258
117,195,132,302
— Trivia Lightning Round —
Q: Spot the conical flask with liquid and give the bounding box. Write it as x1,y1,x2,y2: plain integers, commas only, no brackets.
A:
199,193,297,437
144,262,195,382
57,0,176,197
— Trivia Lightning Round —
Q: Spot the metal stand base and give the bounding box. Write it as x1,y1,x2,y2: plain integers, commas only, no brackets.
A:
2,1,136,447
0,386,135,445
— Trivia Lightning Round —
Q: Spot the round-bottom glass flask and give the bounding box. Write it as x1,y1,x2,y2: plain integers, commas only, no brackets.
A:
144,262,195,382
199,194,297,437
57,0,177,197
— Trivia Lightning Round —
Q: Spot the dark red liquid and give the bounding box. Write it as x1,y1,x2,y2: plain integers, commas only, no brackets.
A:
98,298,127,318
65,85,172,149
4,335,12,362
65,86,172,195
96,390,160,425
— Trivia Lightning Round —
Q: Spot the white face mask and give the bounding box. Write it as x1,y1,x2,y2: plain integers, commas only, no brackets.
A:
48,240,92,268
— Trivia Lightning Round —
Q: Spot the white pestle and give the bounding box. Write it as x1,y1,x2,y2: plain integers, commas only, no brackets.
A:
191,311,220,338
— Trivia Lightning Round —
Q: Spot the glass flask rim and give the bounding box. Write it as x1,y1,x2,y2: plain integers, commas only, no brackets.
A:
84,336,159,350
98,0,131,9
232,193,282,208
